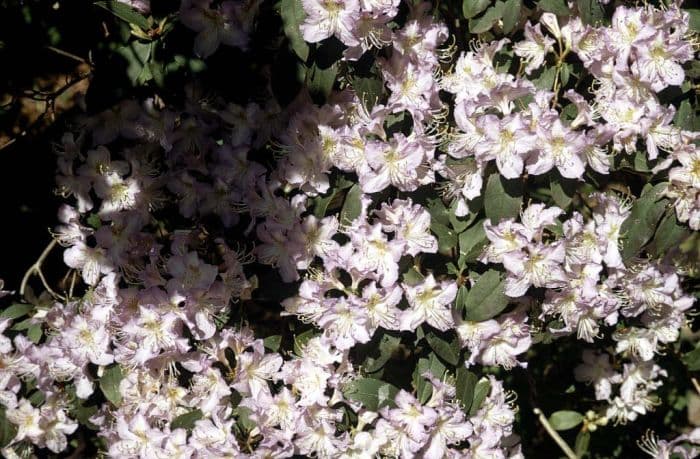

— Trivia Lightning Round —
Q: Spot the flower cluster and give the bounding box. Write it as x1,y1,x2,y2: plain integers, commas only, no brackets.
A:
0,0,698,457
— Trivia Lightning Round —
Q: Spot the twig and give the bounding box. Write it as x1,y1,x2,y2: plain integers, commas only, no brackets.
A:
46,46,89,65
19,239,66,301
692,378,700,396
533,408,578,459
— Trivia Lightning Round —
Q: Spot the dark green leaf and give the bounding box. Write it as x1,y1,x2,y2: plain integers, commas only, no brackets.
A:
576,0,606,25
548,410,584,430
683,345,700,371
263,335,282,352
279,0,310,61
575,430,591,457
95,1,150,30
648,210,691,257
344,378,399,411
463,269,510,321
424,332,460,366
675,99,694,131
171,409,203,431
532,66,557,90
0,408,17,448
620,183,668,261
455,285,469,311
363,333,401,373
458,221,487,265
469,378,492,416
308,62,337,103
687,9,700,34
87,213,102,229
413,354,447,404
0,303,33,320
538,0,570,16
293,328,318,356
484,174,523,223
100,364,123,406
550,173,576,209
402,267,425,285
502,0,521,34
432,222,458,253
462,0,491,19
469,1,505,34
27,324,42,344
340,184,363,225
353,76,383,111
455,367,478,412
560,63,571,86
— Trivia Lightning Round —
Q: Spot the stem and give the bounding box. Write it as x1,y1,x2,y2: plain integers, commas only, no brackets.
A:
533,408,578,459
19,239,66,301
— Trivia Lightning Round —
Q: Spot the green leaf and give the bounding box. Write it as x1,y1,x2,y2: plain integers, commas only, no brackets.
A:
455,285,469,312
576,0,606,25
469,1,505,34
502,0,521,34
687,9,700,34
27,324,42,344
100,364,123,406
279,0,310,61
344,378,399,411
10,318,33,331
263,335,282,352
538,0,570,16
363,333,401,373
0,408,17,448
171,409,203,431
458,221,488,265
484,173,523,223
620,183,668,261
550,173,576,209
115,41,152,86
87,213,102,229
95,1,150,30
455,367,478,413
432,222,458,254
402,267,425,286
413,354,447,404
548,410,584,430
675,99,695,131
462,0,491,19
293,328,318,356
532,66,558,90
575,430,591,457
560,63,571,86
463,269,510,321
339,184,363,225
683,345,700,371
308,62,337,103
424,332,460,366
0,303,33,320
353,76,383,111
469,378,491,416
648,210,691,257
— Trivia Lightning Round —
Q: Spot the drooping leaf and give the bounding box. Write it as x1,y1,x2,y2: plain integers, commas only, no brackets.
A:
538,0,571,16
308,62,337,103
279,0,310,61
455,367,478,413
575,430,591,457
263,335,282,352
577,0,606,25
100,364,124,406
648,210,692,257
550,173,576,210
0,408,17,448
463,269,510,321
339,184,363,225
171,409,203,431
363,333,402,373
413,354,447,404
469,1,506,34
484,173,523,223
424,332,460,366
462,0,491,19
620,183,668,260
458,221,488,265
344,378,399,411
95,1,150,30
352,76,384,111
502,0,521,34
469,378,492,416
0,303,33,320
548,410,584,430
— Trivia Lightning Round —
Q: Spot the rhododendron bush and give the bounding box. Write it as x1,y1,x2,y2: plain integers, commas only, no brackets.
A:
1,0,700,457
